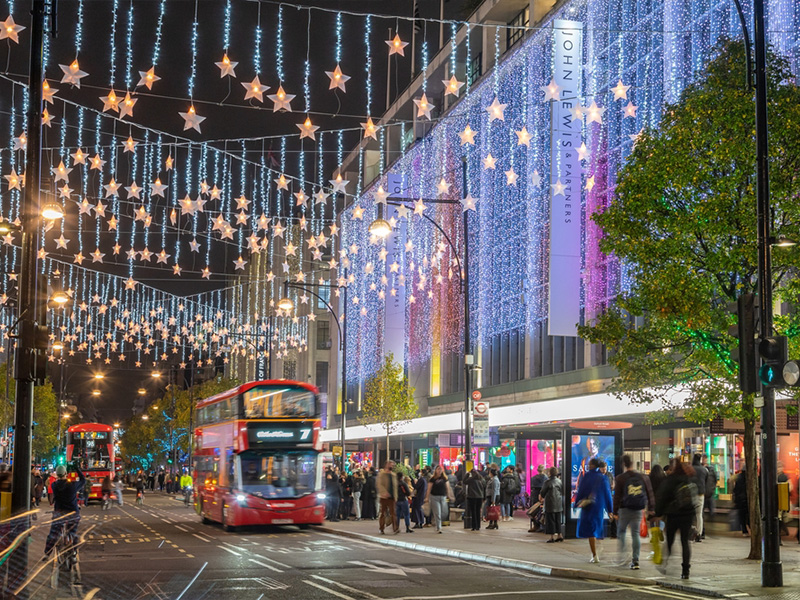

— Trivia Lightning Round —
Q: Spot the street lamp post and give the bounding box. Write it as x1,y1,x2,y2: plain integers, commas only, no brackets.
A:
280,278,348,471
372,161,474,466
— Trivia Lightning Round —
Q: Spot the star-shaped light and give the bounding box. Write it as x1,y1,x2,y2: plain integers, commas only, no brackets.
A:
623,102,638,118
215,54,238,78
585,101,606,124
233,256,247,270
42,80,58,104
515,127,532,147
123,136,137,153
459,125,476,145
71,148,86,164
461,194,477,212
329,174,348,194
91,249,105,263
274,174,289,190
94,201,107,218
139,247,153,262
4,168,22,190
100,89,120,113
297,116,319,140
294,190,308,207
374,185,389,204
314,189,330,205
134,205,150,222
242,75,269,102
413,198,427,216
78,198,94,215
150,178,167,197
156,250,170,265
541,79,560,101
55,235,70,249
0,16,25,43
103,178,120,198
267,85,295,112
611,79,631,100
351,205,364,220
42,109,54,127
436,178,450,196
14,133,27,151
586,175,596,191
210,185,222,200
119,92,137,119
137,67,160,89
482,154,496,170
284,242,297,256
125,278,138,290
361,117,378,140
89,154,106,171
51,161,72,182
125,181,141,199
189,238,200,253
442,75,465,97
386,34,408,56
73,252,85,265
172,264,182,276
552,179,566,196
235,194,250,211
413,93,434,120
326,64,350,92
179,105,206,133
59,60,89,88
531,170,542,187
504,167,519,186
570,104,585,122
577,142,590,161
486,97,507,121
201,267,211,280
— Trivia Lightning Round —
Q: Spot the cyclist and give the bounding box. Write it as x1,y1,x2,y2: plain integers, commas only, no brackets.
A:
44,463,85,559
180,470,193,507
101,475,113,510
134,472,145,505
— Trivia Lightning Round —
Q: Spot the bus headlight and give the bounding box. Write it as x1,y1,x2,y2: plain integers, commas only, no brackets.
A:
236,493,246,505
316,492,326,502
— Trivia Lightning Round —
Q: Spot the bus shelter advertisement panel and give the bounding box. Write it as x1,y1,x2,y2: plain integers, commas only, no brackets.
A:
569,434,617,519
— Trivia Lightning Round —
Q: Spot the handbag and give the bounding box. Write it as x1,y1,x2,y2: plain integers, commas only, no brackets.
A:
650,526,663,564
640,513,649,538
487,504,502,521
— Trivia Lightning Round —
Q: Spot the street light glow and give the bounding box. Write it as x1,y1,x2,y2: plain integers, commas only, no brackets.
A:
52,340,64,351
138,388,147,395
368,218,392,238
278,296,294,312
41,201,65,220
94,373,105,379
91,389,101,396
141,415,149,421
51,291,69,305
152,371,162,378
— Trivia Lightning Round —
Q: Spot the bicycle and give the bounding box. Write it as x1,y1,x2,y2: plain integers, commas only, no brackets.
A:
49,518,80,588
136,490,144,505
183,487,192,507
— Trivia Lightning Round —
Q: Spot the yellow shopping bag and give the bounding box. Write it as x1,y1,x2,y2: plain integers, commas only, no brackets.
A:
650,525,663,565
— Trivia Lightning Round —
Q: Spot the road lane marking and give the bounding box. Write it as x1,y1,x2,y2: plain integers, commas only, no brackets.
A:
175,525,190,532
249,558,283,573
220,546,242,556
249,552,291,569
389,590,629,600
192,533,211,543
304,580,356,599
311,575,380,599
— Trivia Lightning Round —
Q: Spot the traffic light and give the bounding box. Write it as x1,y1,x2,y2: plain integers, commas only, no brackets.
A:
728,293,760,394
759,336,788,387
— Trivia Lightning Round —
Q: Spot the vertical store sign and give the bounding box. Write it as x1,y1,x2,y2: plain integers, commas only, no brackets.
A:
384,176,408,367
548,20,583,337
473,401,490,446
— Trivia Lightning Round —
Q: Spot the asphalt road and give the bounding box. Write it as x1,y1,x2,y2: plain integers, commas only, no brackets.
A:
19,491,711,600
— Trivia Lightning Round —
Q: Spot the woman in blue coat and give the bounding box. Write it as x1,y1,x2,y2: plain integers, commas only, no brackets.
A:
574,457,613,563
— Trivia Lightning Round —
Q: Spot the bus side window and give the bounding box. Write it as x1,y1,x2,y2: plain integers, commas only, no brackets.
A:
226,448,236,488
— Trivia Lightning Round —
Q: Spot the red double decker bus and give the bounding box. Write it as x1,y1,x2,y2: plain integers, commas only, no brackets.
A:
65,423,115,501
193,380,325,530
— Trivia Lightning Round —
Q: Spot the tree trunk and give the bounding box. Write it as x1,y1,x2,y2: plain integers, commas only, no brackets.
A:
385,427,390,466
743,412,762,560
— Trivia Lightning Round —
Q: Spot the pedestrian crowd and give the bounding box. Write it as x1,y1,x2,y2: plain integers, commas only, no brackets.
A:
332,453,724,581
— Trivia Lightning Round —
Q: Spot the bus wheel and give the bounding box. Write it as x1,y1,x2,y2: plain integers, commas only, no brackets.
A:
298,524,310,530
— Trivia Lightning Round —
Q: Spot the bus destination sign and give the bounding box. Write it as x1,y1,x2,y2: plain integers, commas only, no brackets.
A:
246,422,314,446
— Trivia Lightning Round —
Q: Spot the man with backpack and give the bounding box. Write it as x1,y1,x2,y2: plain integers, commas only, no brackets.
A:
612,454,654,570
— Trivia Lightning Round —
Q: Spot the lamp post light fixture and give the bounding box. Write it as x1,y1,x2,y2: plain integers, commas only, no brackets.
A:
277,296,294,312
93,373,105,380
138,388,147,396
40,201,64,221
52,340,64,352
368,218,392,238
0,221,20,234
50,290,69,305
91,389,101,397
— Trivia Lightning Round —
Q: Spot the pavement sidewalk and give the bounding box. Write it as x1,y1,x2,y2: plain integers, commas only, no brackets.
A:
319,514,800,598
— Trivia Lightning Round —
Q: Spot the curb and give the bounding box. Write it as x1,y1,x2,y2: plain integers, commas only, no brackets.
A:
317,526,727,599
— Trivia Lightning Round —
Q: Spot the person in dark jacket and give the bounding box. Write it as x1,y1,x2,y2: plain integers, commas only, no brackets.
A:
411,470,428,528
733,467,749,535
464,468,486,531
540,467,563,542
44,464,85,556
613,454,655,570
362,468,378,520
500,467,517,521
325,467,341,521
574,458,613,563
655,459,697,580
690,454,707,542
649,464,666,497
395,472,414,533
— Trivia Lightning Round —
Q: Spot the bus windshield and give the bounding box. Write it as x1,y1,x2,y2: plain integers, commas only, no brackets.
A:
238,450,316,498
242,386,315,418
69,433,111,470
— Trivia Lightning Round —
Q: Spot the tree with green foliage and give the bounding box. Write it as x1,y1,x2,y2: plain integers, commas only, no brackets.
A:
577,39,800,561
0,364,59,463
361,353,418,457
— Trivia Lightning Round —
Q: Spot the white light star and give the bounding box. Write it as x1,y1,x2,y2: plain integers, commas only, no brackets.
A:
413,93,435,120
179,105,206,133
326,64,350,92
486,97,507,121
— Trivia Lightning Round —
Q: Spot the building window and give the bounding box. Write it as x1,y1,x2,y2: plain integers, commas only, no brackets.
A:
506,8,529,51
467,52,482,86
317,285,331,310
315,361,329,393
316,320,331,350
283,360,296,380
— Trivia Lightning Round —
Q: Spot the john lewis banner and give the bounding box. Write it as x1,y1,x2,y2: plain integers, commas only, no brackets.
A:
548,20,583,337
